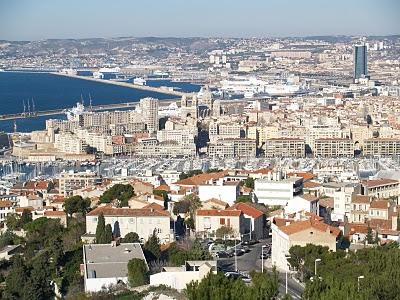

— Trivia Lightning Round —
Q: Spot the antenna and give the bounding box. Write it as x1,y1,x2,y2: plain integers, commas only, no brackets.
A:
89,93,93,110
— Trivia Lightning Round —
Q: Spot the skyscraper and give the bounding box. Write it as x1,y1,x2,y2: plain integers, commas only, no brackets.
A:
139,97,159,133
354,45,368,80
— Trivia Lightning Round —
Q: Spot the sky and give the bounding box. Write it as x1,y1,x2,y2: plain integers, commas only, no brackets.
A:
0,0,399,40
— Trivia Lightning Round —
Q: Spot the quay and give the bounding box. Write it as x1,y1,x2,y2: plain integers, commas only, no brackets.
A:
0,99,179,121
52,72,190,97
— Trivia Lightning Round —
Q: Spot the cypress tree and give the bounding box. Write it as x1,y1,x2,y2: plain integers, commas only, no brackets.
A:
95,213,106,244
104,224,113,243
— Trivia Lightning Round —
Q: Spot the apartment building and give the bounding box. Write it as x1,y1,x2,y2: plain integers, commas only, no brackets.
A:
54,132,87,154
207,138,256,158
314,138,354,157
59,170,101,197
363,138,400,156
361,178,399,199
264,138,305,158
254,172,303,206
157,129,196,145
86,206,172,243
209,122,241,143
139,97,159,133
134,138,196,157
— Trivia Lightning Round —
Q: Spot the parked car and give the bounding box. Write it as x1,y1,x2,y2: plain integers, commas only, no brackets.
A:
215,251,229,258
242,246,251,253
225,272,252,283
243,239,259,246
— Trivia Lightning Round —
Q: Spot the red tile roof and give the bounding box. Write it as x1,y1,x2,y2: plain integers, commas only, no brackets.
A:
287,172,315,181
87,205,170,217
279,219,341,237
369,200,390,209
361,179,399,188
196,209,242,217
227,202,264,218
143,202,165,212
352,195,371,204
44,210,67,217
0,200,12,208
175,171,228,186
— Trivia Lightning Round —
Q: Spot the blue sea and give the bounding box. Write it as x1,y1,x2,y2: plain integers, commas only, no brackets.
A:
0,72,200,133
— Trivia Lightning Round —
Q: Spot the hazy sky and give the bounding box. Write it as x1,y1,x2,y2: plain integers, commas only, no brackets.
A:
0,0,399,40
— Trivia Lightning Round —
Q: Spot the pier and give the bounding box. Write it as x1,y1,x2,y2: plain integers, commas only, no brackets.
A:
53,72,191,97
0,99,179,121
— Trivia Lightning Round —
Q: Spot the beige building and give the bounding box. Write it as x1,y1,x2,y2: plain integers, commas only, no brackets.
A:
361,178,399,199
271,219,340,271
264,138,305,158
314,138,354,157
195,209,246,239
59,170,101,197
207,138,256,158
55,132,87,154
86,206,172,243
363,138,400,156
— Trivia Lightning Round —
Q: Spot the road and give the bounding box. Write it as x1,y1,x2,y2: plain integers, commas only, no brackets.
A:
217,239,304,299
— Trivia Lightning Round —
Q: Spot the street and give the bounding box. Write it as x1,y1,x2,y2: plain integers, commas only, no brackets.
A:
217,238,304,299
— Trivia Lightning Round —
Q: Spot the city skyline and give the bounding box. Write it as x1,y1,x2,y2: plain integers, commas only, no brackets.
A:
0,0,399,41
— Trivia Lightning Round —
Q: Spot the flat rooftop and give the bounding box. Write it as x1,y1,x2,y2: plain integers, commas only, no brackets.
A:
83,243,146,279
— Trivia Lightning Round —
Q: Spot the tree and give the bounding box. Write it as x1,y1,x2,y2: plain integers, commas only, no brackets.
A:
27,252,55,300
122,232,140,243
144,230,161,260
113,221,121,238
21,209,32,224
216,226,234,239
4,255,29,299
49,236,64,276
185,270,279,300
104,224,113,243
99,184,134,205
95,213,106,244
242,177,254,189
64,195,90,216
127,258,148,287
235,195,251,203
366,226,374,244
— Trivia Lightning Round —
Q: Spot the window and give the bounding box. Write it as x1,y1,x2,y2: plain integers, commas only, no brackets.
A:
220,218,225,225
129,218,134,224
93,217,98,223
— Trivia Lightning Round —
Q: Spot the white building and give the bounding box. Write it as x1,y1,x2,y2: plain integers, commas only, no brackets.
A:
83,243,147,293
254,173,303,206
198,178,239,206
86,206,172,243
271,219,340,271
332,183,361,222
285,194,319,215
0,200,14,223
150,260,216,290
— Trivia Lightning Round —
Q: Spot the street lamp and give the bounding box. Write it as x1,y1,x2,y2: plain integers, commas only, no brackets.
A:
285,254,291,295
358,275,364,292
314,258,322,276
261,245,267,273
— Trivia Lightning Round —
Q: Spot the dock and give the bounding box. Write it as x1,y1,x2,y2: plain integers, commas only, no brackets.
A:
52,72,191,97
0,99,179,121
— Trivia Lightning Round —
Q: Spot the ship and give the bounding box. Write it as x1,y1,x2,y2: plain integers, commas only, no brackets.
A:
133,77,147,86
66,102,85,121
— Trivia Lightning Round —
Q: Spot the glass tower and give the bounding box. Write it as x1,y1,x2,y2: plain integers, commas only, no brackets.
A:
354,45,367,80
